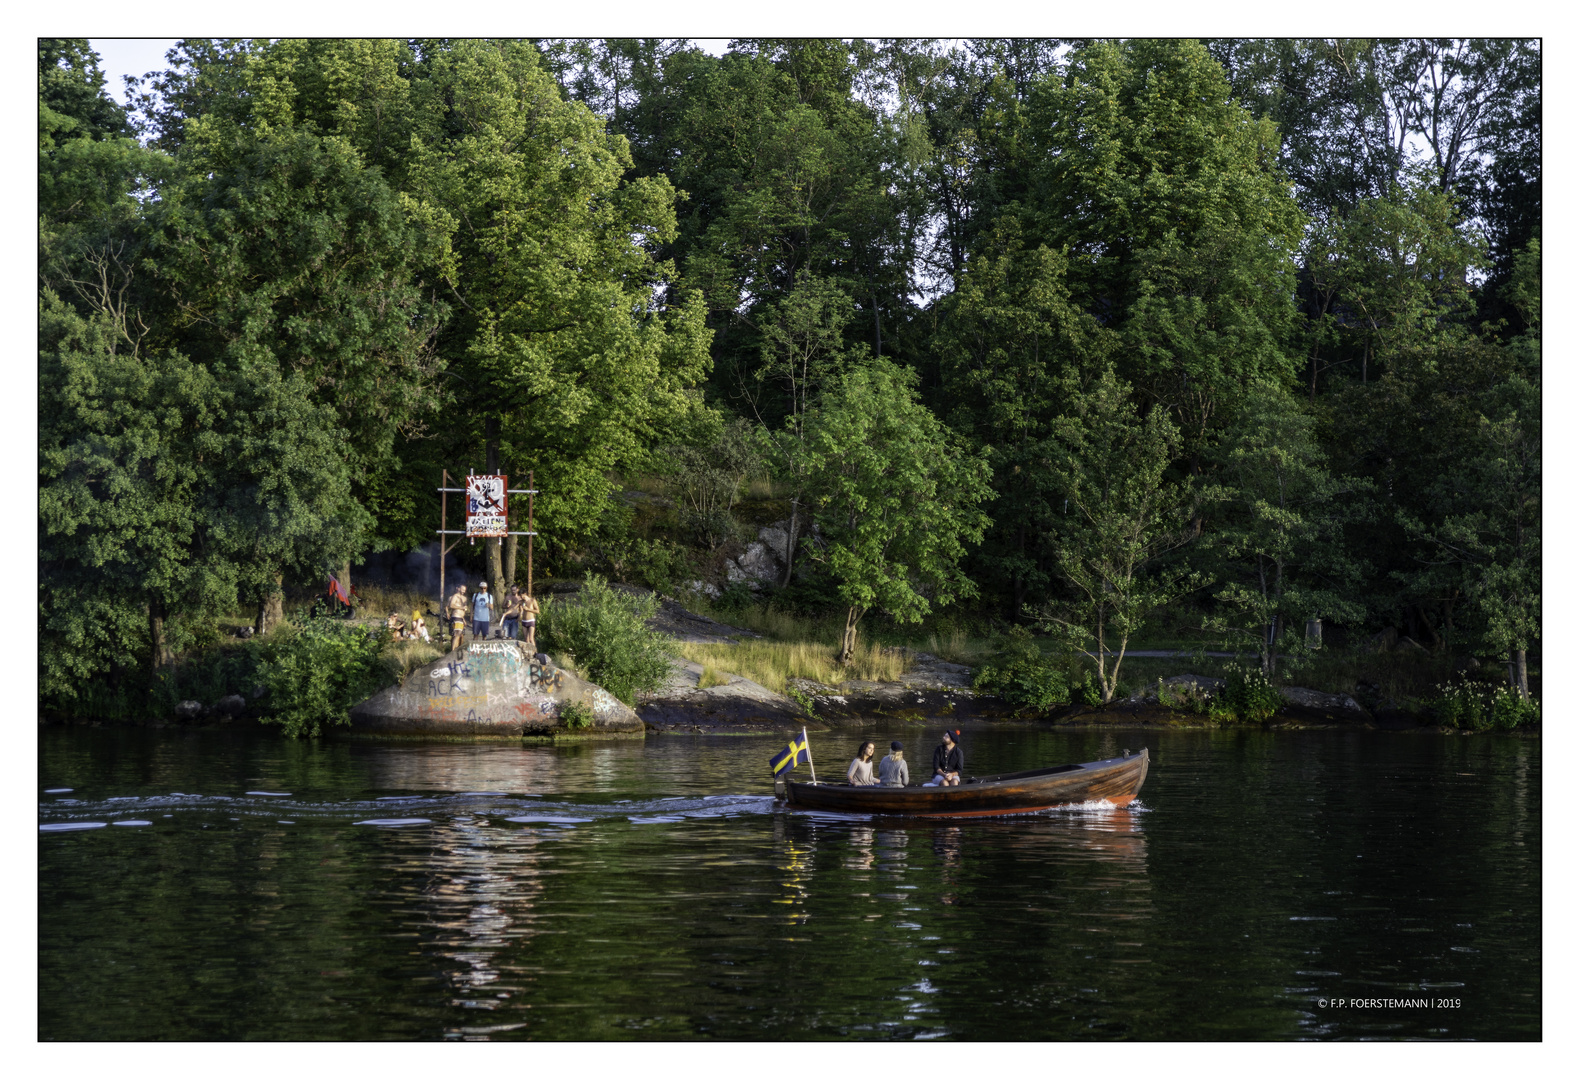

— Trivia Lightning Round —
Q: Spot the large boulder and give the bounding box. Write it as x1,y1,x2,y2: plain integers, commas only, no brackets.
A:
349,640,642,737
725,540,781,589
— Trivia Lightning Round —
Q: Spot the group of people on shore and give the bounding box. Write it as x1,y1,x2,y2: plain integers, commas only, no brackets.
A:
442,581,539,653
846,730,963,788
385,610,430,643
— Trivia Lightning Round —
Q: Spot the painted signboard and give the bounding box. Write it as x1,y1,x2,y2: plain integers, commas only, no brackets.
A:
465,474,508,538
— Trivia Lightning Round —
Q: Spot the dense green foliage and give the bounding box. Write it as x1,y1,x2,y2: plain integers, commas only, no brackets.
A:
40,37,1539,719
538,575,675,704
1218,662,1285,724
255,618,392,738
970,630,1072,711
798,358,993,661
1427,674,1540,731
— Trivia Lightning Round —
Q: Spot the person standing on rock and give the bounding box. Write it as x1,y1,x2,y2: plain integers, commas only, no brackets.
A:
847,741,878,786
929,730,963,786
521,590,540,653
472,581,494,640
878,741,909,787
501,586,522,642
445,584,469,652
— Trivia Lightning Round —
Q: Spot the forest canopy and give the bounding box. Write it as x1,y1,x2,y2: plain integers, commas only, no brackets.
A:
39,38,1539,711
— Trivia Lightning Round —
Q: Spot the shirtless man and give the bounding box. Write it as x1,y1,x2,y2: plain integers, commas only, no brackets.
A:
445,584,469,652
520,590,541,654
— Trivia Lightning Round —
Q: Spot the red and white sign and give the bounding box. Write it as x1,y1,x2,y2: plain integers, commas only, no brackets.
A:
465,475,508,538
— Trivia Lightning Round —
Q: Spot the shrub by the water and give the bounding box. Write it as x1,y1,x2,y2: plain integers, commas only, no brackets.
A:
1157,677,1214,715
1218,662,1282,723
1429,676,1540,730
538,574,674,705
256,616,391,738
972,632,1070,711
559,700,594,729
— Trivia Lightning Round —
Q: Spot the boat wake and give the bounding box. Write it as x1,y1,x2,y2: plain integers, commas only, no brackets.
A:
38,789,780,832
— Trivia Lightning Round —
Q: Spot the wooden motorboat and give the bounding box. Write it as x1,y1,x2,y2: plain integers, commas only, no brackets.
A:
781,748,1148,818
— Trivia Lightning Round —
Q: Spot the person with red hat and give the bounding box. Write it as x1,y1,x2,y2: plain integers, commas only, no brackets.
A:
930,730,963,786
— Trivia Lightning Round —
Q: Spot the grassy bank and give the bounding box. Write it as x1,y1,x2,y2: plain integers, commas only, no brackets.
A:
672,639,906,694
668,590,1539,729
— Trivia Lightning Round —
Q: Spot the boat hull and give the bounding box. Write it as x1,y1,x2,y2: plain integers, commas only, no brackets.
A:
783,749,1148,818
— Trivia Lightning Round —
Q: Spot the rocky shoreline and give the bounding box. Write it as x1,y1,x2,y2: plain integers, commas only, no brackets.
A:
632,605,1444,736
53,589,1524,739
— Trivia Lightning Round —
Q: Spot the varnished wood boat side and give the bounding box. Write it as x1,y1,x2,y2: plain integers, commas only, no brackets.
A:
783,749,1148,817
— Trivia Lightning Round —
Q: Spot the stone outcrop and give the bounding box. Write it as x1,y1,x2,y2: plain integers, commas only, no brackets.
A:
720,519,824,591
725,540,781,589
1275,685,1372,722
349,640,642,737
637,649,1019,733
637,660,806,732
787,653,1017,724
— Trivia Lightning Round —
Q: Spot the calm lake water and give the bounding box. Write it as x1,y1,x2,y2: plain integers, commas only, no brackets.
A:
38,725,1539,1041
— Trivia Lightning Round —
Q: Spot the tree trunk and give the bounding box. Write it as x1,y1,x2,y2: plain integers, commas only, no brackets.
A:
256,572,285,635
1512,647,1529,700
147,597,166,686
780,500,800,588
504,533,518,589
485,418,506,609
837,605,863,666
486,539,505,614
1011,523,1026,620
1096,610,1113,703
1416,603,1443,651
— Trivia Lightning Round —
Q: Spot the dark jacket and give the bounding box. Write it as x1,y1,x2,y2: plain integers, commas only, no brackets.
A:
932,743,963,777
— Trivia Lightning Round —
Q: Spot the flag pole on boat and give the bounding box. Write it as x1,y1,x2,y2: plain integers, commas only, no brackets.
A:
803,727,817,784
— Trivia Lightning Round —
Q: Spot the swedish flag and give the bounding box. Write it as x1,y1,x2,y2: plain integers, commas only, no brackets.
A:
769,732,810,777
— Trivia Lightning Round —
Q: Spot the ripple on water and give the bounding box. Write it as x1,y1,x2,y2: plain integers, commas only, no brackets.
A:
44,788,72,794
246,791,291,797
40,822,106,832
504,815,592,826
354,818,433,827
112,820,152,827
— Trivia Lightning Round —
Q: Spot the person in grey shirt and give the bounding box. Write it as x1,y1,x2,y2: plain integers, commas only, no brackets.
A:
847,741,878,786
877,741,910,787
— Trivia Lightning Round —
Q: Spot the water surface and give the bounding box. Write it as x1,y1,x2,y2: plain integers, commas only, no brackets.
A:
38,726,1539,1040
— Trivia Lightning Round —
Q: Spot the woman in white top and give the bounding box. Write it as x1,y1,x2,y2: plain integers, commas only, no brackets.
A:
846,741,878,786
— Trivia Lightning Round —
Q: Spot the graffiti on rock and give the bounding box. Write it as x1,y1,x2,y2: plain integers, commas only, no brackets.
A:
530,663,566,692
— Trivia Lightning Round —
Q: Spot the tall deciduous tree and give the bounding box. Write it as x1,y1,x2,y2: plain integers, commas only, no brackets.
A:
403,39,712,603
1200,385,1373,676
1307,171,1486,385
1030,368,1202,704
935,222,1113,614
798,359,992,663
1021,38,1307,456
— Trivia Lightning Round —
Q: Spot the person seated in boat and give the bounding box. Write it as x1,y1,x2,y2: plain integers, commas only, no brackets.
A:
877,741,909,787
846,741,878,786
929,730,963,786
